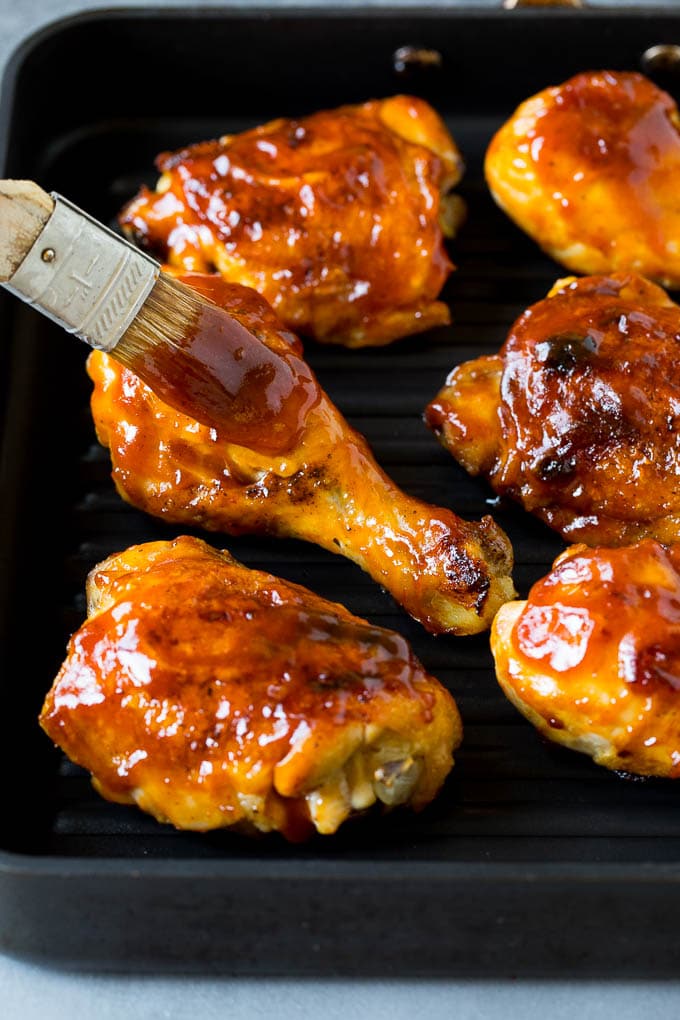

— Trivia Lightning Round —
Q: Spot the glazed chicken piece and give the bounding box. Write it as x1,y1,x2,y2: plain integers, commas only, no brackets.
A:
120,95,464,348
40,536,462,839
485,71,680,287
492,541,680,779
425,273,680,546
89,272,514,636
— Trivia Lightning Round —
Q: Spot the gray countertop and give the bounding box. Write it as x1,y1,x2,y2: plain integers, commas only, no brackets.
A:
5,968,680,1020
1,1,679,1016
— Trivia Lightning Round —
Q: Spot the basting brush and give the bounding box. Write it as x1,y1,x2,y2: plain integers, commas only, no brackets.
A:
0,180,312,454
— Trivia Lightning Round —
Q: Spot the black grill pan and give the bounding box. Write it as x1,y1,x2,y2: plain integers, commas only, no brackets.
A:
2,6,680,975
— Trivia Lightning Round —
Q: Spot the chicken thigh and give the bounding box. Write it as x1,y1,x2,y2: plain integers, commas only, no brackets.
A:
492,541,680,779
40,536,462,839
89,272,515,635
120,95,464,347
485,70,680,287
425,273,680,546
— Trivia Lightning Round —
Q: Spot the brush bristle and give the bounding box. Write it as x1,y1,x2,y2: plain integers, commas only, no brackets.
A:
113,273,210,371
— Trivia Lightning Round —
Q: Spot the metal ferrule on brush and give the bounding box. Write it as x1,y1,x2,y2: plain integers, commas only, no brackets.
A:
3,193,160,353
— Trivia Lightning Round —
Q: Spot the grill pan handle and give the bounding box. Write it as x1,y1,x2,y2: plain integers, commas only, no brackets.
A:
502,0,586,8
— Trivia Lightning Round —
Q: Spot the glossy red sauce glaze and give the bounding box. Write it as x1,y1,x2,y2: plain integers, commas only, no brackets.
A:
427,273,680,546
536,72,680,217
513,543,680,691
129,272,321,455
498,274,680,529
120,96,461,346
485,71,680,285
40,538,459,837
491,541,680,778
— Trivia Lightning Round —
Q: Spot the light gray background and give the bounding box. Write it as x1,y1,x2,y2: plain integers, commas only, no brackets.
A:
1,1,678,1017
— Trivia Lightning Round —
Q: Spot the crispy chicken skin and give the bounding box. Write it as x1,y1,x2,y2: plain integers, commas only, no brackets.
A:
485,71,680,287
40,536,462,839
492,541,680,778
119,95,464,348
89,272,515,636
425,273,680,546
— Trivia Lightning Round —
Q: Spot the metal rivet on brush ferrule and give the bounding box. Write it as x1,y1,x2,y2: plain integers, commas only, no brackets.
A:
4,194,160,353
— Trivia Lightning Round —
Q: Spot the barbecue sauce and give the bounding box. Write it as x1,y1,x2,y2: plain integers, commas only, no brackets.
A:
127,273,321,456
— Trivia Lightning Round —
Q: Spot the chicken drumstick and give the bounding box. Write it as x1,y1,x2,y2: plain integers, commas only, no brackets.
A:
89,273,514,635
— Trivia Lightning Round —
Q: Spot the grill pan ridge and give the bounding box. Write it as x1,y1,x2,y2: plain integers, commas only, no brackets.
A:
1,7,680,975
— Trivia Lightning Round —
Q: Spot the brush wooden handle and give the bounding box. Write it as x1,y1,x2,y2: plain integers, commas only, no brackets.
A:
0,180,54,282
